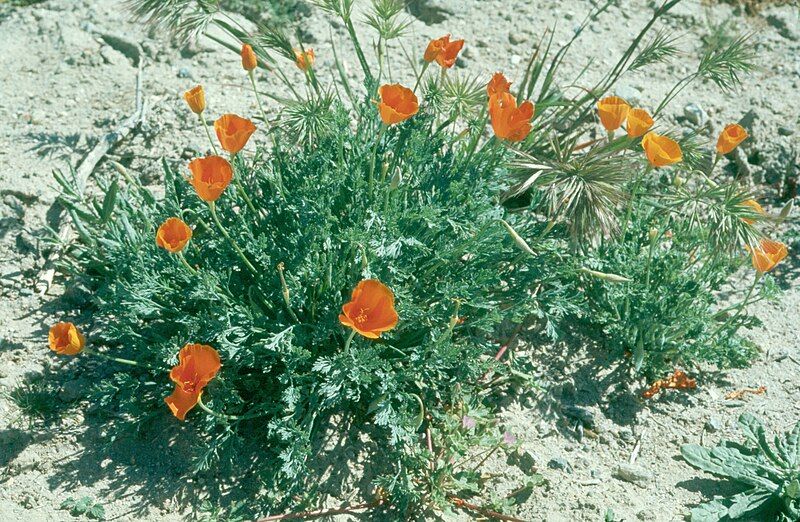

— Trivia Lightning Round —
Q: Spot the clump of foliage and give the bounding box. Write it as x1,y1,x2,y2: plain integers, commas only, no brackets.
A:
44,0,787,518
60,496,106,520
682,414,800,521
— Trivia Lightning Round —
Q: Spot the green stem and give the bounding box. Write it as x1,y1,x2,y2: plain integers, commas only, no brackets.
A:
343,329,357,352
177,252,198,275
83,347,155,369
413,61,430,93
229,153,260,216
248,70,269,124
711,273,761,339
344,15,373,83
196,393,269,422
208,201,259,275
620,166,651,239
200,114,219,155
368,125,386,191
276,262,301,323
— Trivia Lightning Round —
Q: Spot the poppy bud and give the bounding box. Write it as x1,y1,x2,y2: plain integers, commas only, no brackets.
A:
648,228,659,242
183,85,206,115
579,267,632,283
499,219,534,256
294,48,315,71
241,43,257,71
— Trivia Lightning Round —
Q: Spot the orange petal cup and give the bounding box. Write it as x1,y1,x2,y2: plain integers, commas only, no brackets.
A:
740,199,765,225
487,72,511,97
626,108,654,138
165,343,221,421
294,48,315,71
188,156,233,202
489,92,534,142
377,84,419,126
156,217,193,253
716,123,748,155
641,131,682,168
49,322,86,356
183,85,206,115
241,43,258,71
597,96,630,132
339,279,399,339
214,114,256,154
749,239,788,274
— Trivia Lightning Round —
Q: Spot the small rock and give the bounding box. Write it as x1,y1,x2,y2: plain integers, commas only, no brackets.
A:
683,102,707,127
767,12,798,41
614,84,643,105
509,32,528,45
406,0,453,25
563,405,596,429
615,463,653,484
177,66,192,79
548,457,573,473
778,126,794,136
704,417,722,433
455,56,468,69
509,449,537,475
59,379,86,402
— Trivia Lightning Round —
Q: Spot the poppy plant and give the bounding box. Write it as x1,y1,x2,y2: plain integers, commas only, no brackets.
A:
749,239,788,274
597,96,630,132
489,92,534,142
626,108,654,138
183,85,206,115
641,131,682,168
49,321,86,356
424,34,464,69
740,199,765,225
339,279,399,339
188,155,233,202
294,48,315,71
487,72,511,97
214,114,257,154
156,217,193,253
716,123,748,155
377,84,419,126
241,43,257,71
165,343,221,421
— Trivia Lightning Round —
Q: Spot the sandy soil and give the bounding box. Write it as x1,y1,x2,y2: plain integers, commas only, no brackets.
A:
0,0,798,520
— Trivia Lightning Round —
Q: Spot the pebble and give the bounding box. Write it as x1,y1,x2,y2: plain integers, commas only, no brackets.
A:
59,379,86,402
508,32,528,45
778,126,794,136
177,66,192,79
548,457,573,472
615,463,653,484
683,102,707,127
563,405,596,429
704,417,722,433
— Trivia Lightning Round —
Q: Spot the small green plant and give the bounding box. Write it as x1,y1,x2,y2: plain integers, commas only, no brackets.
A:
682,414,800,521
60,496,106,520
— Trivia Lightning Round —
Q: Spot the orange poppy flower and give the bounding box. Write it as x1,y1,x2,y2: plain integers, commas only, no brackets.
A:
489,92,534,142
165,343,221,421
294,48,315,71
641,131,682,168
423,34,464,69
214,114,256,154
183,85,206,115
339,279,399,339
597,96,630,132
241,43,257,71
377,84,419,126
188,156,233,202
49,321,86,356
156,217,193,253
749,239,788,273
740,199,765,225
716,123,748,155
487,72,511,97
626,108,654,138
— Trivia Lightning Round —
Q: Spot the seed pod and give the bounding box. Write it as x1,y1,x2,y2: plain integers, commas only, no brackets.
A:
499,219,534,256
648,228,659,242
389,170,402,190
673,175,685,188
778,200,794,223
579,267,632,283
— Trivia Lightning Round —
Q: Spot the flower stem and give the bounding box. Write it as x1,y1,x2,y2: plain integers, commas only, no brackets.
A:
712,272,761,339
620,165,651,239
208,201,258,275
229,153,260,216
200,114,218,155
248,70,269,124
177,252,198,275
197,393,269,422
413,61,430,93
83,347,154,369
276,262,300,323
368,125,386,191
343,329,357,352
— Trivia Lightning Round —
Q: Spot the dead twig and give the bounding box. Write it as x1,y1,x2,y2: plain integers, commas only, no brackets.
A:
36,34,147,296
256,501,379,521
724,386,766,401
449,496,526,522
